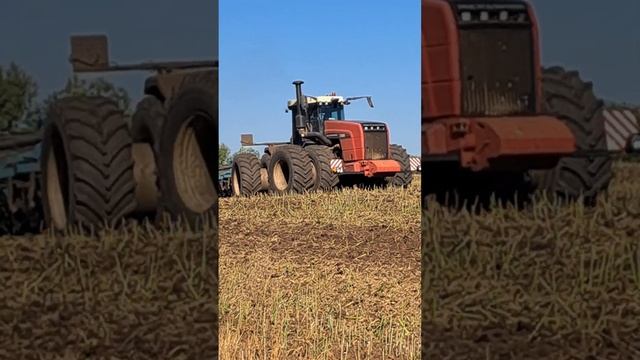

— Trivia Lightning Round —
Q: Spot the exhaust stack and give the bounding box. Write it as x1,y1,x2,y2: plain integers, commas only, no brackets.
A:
292,80,309,142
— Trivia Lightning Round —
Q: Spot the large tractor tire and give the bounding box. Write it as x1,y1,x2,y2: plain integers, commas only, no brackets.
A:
267,145,313,194
531,67,612,205
157,70,218,226
231,153,261,196
40,96,137,230
304,145,338,191
385,144,413,187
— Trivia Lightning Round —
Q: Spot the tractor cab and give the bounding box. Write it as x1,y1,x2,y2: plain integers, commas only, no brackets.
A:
284,80,396,169
287,95,346,134
286,84,374,137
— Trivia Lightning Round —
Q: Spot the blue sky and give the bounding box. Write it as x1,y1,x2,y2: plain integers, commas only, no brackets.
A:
219,0,421,154
0,0,217,103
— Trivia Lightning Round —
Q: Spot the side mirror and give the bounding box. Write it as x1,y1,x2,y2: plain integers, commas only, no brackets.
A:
345,96,375,108
366,96,374,108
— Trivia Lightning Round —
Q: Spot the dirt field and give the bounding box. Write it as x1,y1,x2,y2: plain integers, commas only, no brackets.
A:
422,162,640,359
219,178,421,359
0,221,218,359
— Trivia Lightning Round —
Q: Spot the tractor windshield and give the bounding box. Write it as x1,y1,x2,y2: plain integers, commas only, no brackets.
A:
317,105,344,121
307,104,344,133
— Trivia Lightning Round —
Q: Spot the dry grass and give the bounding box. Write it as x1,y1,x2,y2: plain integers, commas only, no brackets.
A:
0,221,218,359
422,162,640,359
219,178,421,359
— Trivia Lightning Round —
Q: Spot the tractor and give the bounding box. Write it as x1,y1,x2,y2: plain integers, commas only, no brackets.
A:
39,35,218,230
421,0,636,207
230,81,413,196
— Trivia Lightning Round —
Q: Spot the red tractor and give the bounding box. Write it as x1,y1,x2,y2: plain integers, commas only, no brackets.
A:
230,81,412,196
422,0,616,207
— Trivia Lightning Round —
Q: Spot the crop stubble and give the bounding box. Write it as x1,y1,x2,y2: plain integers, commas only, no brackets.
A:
0,220,218,359
422,162,640,359
5,160,631,359
219,179,421,359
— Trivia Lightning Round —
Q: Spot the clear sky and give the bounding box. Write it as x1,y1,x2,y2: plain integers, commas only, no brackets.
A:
0,0,217,104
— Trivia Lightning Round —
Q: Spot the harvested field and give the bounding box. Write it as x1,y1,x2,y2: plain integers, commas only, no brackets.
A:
422,162,640,359
0,221,218,359
219,178,421,359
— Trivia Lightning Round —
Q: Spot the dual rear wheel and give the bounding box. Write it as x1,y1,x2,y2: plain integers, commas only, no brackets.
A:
230,143,412,197
231,145,315,196
41,70,218,231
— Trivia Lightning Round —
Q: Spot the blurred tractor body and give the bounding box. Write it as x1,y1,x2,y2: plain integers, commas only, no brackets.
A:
421,0,621,206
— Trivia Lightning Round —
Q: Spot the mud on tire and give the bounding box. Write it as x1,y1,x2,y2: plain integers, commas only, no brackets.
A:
231,153,261,196
304,145,338,191
531,67,612,205
386,144,413,187
41,96,136,230
268,145,313,194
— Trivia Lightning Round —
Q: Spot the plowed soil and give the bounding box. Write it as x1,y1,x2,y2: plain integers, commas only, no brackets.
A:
422,162,640,359
219,179,421,359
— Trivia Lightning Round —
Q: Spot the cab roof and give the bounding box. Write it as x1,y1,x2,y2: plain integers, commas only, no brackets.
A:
287,95,346,109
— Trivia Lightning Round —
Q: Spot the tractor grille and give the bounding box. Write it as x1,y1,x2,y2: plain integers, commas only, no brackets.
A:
454,2,536,117
362,123,388,160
